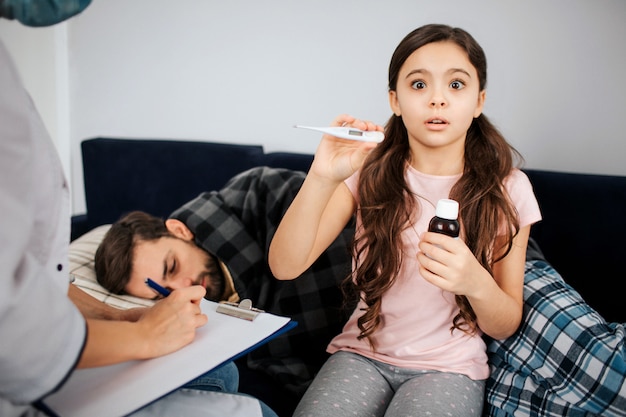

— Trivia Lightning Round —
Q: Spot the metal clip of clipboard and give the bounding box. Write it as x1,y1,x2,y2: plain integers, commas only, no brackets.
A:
216,299,264,321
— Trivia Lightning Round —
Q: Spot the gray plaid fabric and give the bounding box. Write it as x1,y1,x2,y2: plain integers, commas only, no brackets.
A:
170,167,354,395
485,260,626,416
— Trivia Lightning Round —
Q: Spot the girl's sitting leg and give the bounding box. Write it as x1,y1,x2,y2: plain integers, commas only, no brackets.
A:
387,370,484,417
294,351,393,417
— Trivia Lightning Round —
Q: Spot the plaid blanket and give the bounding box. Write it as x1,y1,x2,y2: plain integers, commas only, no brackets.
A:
170,167,354,395
485,260,626,416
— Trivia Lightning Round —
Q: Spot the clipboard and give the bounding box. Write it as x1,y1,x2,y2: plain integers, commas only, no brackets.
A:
40,299,296,417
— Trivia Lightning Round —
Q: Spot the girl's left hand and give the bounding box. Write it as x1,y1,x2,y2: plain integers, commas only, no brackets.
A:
417,231,490,297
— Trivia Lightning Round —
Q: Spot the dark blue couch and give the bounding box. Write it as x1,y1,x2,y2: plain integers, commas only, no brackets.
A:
72,137,626,415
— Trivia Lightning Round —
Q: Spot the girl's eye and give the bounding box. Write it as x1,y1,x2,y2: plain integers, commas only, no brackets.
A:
450,80,465,90
411,80,426,90
170,259,176,274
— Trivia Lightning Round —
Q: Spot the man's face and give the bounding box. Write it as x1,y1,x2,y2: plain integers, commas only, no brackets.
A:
125,236,224,301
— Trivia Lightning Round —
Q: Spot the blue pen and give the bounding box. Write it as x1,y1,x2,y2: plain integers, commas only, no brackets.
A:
145,278,171,297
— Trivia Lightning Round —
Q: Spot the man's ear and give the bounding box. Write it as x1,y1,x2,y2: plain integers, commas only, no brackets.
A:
165,219,194,241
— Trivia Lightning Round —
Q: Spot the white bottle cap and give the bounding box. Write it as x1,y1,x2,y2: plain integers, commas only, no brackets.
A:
435,199,459,220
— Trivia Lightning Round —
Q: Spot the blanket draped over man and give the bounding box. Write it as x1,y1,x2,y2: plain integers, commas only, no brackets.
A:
171,166,355,395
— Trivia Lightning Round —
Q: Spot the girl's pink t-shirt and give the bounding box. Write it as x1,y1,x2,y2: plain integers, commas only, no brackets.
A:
327,167,542,380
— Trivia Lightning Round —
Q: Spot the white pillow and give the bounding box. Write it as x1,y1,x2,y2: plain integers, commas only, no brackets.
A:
69,224,155,310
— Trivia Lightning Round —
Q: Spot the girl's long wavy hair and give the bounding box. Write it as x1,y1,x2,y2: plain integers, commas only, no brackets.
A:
347,24,522,350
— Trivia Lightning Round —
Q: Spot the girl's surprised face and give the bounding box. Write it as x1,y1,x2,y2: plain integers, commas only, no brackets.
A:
389,40,485,151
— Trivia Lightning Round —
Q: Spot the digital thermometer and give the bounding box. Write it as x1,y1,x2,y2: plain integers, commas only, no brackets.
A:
294,125,384,143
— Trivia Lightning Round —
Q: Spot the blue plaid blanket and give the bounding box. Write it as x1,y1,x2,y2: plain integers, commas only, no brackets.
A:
485,260,626,416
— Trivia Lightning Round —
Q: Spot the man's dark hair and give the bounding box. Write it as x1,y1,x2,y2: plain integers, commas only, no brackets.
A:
95,211,172,294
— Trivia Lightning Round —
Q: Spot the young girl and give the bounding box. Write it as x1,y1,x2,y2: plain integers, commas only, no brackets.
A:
268,24,541,417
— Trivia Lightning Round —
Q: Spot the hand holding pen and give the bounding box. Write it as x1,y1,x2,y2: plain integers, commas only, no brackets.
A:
145,278,171,298
145,278,206,306
135,279,207,357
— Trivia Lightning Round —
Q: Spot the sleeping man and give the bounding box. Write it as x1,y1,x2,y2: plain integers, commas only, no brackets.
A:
94,166,356,415
93,166,626,417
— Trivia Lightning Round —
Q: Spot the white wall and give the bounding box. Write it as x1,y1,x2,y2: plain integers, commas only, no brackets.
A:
0,21,71,179
3,0,626,215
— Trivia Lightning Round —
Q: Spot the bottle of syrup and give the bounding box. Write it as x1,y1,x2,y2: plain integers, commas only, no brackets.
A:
428,199,460,238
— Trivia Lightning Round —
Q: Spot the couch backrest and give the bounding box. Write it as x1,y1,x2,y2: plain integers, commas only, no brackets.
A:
524,168,626,323
81,137,266,227
80,138,315,230
79,138,626,322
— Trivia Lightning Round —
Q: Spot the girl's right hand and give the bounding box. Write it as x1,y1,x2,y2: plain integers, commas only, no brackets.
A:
309,114,383,182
